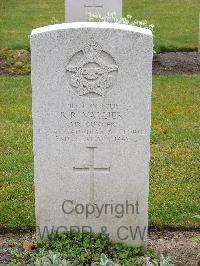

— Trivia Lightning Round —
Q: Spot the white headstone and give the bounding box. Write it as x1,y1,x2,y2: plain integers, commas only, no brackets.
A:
65,0,122,22
31,22,153,246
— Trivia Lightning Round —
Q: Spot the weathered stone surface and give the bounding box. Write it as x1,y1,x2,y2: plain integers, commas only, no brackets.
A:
31,22,153,246
65,0,122,22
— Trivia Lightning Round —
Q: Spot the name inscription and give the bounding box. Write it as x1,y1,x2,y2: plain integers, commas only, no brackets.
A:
50,102,147,144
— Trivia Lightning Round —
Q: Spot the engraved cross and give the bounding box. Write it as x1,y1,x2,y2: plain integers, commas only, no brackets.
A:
73,147,110,202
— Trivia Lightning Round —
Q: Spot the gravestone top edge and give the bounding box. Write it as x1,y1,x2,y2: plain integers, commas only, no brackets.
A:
31,22,153,37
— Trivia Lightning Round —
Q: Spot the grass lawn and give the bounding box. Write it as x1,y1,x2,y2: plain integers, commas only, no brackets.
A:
0,75,199,228
124,0,200,52
0,0,200,50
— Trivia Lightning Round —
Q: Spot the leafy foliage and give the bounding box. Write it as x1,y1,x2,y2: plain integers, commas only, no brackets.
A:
152,254,174,266
34,231,154,265
34,253,119,266
100,254,119,266
88,12,154,32
35,251,71,266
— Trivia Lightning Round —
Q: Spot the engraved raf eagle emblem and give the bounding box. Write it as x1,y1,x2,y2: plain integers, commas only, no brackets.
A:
66,39,118,97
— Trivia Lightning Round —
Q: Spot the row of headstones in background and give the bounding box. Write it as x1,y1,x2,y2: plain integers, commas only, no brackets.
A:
65,0,122,22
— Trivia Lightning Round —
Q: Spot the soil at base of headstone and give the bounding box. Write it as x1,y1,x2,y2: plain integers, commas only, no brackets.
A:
0,48,200,75
148,230,200,266
0,229,199,265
